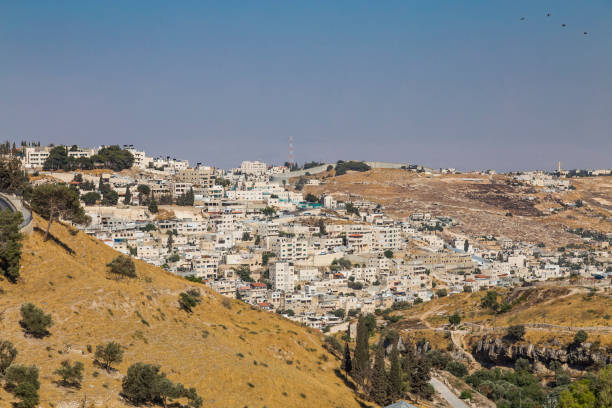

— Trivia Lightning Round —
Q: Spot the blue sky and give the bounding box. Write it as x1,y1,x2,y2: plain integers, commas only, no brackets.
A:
1,1,611,170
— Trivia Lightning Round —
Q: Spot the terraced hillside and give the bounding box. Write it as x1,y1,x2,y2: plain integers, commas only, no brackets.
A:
0,215,369,408
303,169,612,247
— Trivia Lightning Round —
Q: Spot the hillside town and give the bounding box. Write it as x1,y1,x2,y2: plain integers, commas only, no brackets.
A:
16,143,612,332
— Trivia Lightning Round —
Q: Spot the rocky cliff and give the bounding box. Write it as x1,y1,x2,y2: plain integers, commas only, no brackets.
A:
473,335,612,368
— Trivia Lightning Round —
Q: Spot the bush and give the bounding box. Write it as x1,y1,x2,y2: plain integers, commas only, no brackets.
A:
573,330,588,346
53,359,84,387
121,363,202,407
107,255,136,278
95,341,123,371
6,364,40,408
507,325,526,342
335,161,371,176
446,361,468,378
448,312,461,326
178,289,202,313
20,303,53,338
460,390,472,400
0,339,18,375
81,191,100,205
436,288,448,298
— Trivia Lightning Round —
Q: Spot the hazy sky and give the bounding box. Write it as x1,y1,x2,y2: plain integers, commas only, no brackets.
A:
1,1,611,171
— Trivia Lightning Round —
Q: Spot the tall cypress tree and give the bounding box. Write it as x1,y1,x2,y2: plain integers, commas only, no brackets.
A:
341,342,352,374
370,339,389,406
124,186,132,205
352,315,369,382
389,343,402,402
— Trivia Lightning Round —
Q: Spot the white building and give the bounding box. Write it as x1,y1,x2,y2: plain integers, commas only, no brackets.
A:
270,262,295,292
240,161,267,175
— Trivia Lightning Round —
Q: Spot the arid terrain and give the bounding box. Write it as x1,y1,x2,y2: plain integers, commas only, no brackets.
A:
303,169,612,247
0,216,369,408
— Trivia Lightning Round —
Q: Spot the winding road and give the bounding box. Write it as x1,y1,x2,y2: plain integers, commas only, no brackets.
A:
429,377,468,408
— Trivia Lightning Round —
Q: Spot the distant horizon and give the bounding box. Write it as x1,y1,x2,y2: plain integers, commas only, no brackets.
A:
2,1,611,171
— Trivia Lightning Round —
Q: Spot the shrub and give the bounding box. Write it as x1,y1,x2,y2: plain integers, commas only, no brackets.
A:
5,364,40,408
436,288,448,298
20,303,53,338
178,290,202,313
573,330,588,346
107,255,136,278
448,312,461,326
95,341,123,371
53,360,84,387
121,363,202,407
0,339,18,375
507,325,526,342
446,361,468,378
460,390,472,400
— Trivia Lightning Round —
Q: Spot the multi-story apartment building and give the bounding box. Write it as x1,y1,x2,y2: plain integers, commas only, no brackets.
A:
267,236,308,262
176,166,215,188
124,146,152,169
240,160,267,175
23,146,50,168
270,261,295,292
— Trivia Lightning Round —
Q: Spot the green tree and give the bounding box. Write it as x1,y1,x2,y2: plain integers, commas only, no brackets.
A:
176,187,195,206
574,330,588,346
121,363,202,407
370,339,389,406
389,342,403,402
102,189,119,206
262,206,276,217
481,290,499,311
507,325,526,342
449,312,461,326
383,249,394,259
341,342,352,374
178,290,202,313
0,157,29,194
148,198,158,214
352,315,370,382
0,339,18,375
91,145,134,171
29,184,90,241
464,239,469,252
304,193,319,203
19,303,53,338
81,191,100,205
53,359,84,387
5,364,40,408
43,145,70,170
124,186,132,205
95,341,123,371
559,380,597,408
0,210,23,283
107,255,136,278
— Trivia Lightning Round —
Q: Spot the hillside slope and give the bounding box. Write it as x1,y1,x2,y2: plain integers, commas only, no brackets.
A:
0,216,367,408
303,169,612,246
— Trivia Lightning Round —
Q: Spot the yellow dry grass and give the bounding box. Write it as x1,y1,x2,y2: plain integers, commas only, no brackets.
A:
0,215,369,408
396,289,612,348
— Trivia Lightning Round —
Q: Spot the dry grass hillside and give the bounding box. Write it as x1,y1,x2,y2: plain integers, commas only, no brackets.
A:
389,287,612,351
0,215,369,408
303,169,612,247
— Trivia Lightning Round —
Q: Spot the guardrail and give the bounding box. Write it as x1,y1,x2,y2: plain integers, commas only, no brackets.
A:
0,192,33,232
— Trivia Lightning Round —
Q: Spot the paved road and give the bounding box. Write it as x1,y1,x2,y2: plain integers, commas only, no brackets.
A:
430,377,468,408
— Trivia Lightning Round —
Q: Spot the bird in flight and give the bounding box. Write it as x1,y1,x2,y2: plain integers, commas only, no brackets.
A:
546,13,551,17
520,17,526,21
561,23,567,27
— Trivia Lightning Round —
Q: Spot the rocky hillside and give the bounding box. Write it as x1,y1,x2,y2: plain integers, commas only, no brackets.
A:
0,215,369,408
302,168,612,247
